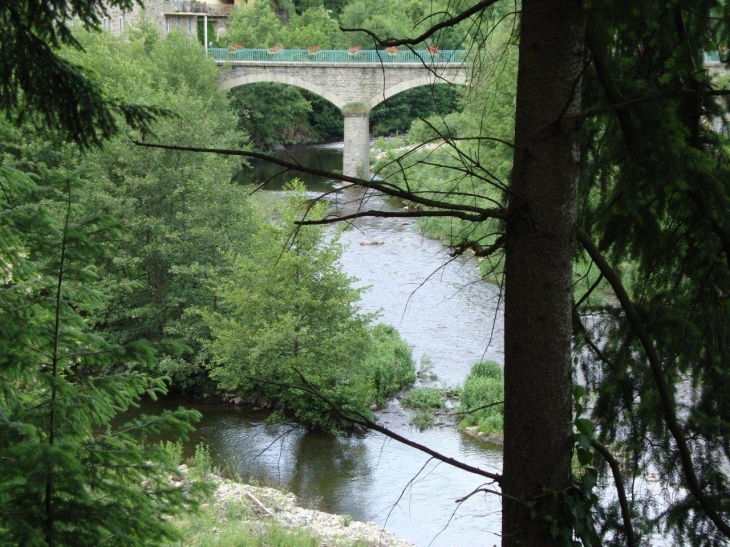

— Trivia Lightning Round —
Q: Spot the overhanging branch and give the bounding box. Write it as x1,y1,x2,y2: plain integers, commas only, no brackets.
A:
246,370,503,483
132,141,506,221
341,0,502,47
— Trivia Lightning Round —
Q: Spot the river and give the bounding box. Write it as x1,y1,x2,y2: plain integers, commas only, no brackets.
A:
149,143,506,547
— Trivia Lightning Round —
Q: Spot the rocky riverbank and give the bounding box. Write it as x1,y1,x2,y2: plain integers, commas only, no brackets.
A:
180,466,415,547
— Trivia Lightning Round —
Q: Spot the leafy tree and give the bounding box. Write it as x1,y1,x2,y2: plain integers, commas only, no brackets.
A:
207,190,414,430
224,0,283,48
62,28,258,393
229,84,314,149
282,6,342,49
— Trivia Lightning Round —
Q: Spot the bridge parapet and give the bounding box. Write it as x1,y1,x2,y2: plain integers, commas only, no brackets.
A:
209,48,468,64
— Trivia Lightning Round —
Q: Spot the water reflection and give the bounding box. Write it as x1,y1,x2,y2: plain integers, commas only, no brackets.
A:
235,143,344,192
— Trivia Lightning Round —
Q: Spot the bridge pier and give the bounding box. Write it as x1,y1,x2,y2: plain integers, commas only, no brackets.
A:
343,112,370,179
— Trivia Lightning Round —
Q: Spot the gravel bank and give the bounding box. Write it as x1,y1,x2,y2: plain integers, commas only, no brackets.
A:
198,470,415,547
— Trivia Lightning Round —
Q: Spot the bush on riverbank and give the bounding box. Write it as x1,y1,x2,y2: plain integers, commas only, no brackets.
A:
368,324,416,406
459,360,504,435
168,507,339,547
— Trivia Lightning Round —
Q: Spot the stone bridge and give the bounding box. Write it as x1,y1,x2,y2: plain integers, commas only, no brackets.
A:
213,49,469,178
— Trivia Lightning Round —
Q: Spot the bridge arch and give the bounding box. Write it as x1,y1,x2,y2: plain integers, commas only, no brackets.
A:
365,73,468,111
219,73,346,109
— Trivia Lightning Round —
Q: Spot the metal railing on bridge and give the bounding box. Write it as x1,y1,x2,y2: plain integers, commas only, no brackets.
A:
208,48,468,63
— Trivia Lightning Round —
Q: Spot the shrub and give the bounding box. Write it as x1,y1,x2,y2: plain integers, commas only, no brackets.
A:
188,443,214,479
460,360,504,435
367,323,416,405
410,409,435,430
402,387,445,410
468,359,503,380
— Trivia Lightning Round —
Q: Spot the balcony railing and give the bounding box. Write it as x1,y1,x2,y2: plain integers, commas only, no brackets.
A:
705,50,723,63
163,1,234,15
208,48,468,64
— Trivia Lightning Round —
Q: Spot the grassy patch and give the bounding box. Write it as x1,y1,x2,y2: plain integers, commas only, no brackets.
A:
402,387,452,430
165,504,323,547
401,387,445,410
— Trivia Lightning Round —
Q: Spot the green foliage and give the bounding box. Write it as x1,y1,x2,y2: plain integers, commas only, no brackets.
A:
367,324,416,405
342,102,369,116
410,410,435,430
371,86,461,137
206,186,413,430
304,92,344,141
283,6,342,49
60,27,255,394
225,0,284,48
163,441,185,467
459,360,504,435
401,387,445,410
188,443,215,480
0,0,168,149
167,503,351,547
207,187,375,431
468,359,502,380
229,84,313,149
0,164,201,546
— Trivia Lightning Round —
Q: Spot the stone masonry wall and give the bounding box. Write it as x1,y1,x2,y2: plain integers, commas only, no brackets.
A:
219,62,467,109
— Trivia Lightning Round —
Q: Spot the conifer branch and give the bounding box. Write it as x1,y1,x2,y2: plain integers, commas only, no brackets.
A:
577,227,730,539
591,439,637,547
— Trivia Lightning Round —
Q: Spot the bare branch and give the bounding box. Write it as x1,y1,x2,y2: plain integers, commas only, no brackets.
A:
591,439,637,547
263,369,504,483
451,400,504,416
297,208,492,226
132,141,506,221
455,484,502,503
341,0,502,48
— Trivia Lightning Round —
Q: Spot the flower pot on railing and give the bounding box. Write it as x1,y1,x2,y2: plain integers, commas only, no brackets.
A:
426,46,439,57
227,45,243,57
347,45,362,56
385,46,399,57
307,46,320,56
268,46,282,55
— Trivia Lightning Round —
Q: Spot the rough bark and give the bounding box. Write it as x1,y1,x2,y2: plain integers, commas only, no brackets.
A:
502,2,585,546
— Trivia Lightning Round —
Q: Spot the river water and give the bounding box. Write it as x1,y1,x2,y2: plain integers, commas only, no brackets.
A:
150,143,506,547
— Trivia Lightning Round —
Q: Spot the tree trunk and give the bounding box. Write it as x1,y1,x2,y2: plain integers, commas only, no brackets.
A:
502,1,585,546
